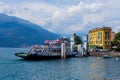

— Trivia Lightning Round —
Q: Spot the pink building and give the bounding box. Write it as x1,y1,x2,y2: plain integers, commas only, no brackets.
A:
111,32,116,41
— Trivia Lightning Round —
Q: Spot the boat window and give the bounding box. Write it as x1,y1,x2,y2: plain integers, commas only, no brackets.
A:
48,50,50,52
54,50,56,52
39,50,42,52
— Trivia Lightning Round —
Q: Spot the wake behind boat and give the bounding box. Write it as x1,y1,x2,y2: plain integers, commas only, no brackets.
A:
15,38,78,60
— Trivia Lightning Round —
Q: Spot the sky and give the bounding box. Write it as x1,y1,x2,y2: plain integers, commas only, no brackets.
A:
0,0,120,34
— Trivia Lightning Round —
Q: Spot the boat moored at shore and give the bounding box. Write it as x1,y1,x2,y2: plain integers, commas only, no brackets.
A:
15,38,78,60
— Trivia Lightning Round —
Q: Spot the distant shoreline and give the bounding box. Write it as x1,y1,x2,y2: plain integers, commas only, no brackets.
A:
89,51,120,57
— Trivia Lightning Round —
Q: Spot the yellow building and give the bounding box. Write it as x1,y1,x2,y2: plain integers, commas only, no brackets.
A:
88,27,112,50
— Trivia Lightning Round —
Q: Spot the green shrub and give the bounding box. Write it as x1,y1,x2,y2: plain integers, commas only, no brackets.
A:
114,47,120,51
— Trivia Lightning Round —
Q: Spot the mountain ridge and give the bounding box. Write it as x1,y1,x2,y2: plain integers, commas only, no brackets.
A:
0,13,59,47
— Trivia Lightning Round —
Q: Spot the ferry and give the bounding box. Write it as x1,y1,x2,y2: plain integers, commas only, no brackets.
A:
15,38,78,60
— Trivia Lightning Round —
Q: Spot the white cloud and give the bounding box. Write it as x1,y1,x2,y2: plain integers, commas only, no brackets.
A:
0,1,9,12
0,0,120,34
49,1,104,33
67,1,103,14
113,26,120,33
0,1,59,26
0,1,3,6
66,25,84,33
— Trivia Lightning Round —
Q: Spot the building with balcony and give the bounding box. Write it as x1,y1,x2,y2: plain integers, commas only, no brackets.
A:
88,27,112,50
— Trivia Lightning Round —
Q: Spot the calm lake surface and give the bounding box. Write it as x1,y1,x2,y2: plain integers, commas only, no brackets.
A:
0,48,120,80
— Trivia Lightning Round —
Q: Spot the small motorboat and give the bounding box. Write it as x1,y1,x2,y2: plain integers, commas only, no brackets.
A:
103,55,111,58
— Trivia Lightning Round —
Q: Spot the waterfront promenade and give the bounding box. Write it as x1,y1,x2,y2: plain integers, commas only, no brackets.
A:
89,51,120,57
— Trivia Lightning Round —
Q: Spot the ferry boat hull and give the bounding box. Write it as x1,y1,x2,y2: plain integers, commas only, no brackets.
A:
15,53,76,60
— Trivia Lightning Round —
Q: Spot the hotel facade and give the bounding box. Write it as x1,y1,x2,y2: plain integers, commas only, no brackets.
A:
88,27,112,50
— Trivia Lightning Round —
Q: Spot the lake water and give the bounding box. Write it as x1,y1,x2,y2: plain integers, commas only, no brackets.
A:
0,48,120,80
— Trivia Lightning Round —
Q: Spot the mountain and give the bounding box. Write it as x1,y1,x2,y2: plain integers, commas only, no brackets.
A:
0,13,59,47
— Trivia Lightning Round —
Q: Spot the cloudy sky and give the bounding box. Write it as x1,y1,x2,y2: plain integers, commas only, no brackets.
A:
0,0,120,34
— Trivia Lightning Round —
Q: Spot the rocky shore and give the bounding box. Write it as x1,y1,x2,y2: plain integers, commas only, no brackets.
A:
89,51,120,57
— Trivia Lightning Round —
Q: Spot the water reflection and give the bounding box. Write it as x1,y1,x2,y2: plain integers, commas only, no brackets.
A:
0,48,120,80
89,57,106,80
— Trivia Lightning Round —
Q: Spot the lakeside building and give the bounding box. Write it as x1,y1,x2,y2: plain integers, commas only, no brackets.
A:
88,27,112,50
111,31,116,41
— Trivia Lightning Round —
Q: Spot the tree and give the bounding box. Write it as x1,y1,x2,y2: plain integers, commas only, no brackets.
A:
112,32,120,51
113,32,120,46
73,33,82,45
